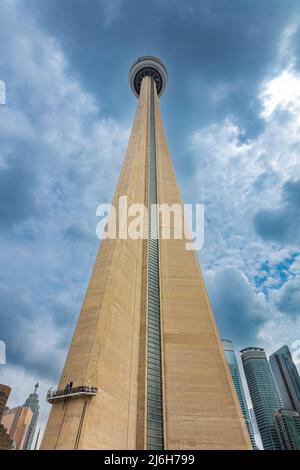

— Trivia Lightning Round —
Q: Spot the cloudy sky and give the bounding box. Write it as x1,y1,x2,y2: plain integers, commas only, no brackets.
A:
1,0,300,443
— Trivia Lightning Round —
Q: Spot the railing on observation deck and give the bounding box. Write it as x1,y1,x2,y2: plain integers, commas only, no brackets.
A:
46,385,98,403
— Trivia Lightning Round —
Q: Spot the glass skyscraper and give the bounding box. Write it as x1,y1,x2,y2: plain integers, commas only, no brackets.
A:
222,339,256,449
23,383,39,450
270,345,300,414
241,347,282,450
274,408,300,450
250,407,263,449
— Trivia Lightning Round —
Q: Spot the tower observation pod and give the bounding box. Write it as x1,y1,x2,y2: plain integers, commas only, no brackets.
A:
41,57,252,450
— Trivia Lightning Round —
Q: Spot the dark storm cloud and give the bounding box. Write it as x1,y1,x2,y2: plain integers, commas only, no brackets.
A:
254,179,300,245
27,0,300,177
0,283,66,380
206,268,265,349
0,142,39,228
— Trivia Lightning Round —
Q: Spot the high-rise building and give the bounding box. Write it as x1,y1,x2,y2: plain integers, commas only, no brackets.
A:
241,347,282,450
0,384,13,450
41,56,251,450
274,408,300,450
250,408,263,449
222,339,256,448
0,384,11,420
23,383,40,450
2,406,33,450
270,345,300,414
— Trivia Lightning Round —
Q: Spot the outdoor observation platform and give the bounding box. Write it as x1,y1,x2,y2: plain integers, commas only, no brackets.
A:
129,55,168,98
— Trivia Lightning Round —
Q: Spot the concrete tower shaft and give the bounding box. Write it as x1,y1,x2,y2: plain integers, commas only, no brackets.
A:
41,58,252,450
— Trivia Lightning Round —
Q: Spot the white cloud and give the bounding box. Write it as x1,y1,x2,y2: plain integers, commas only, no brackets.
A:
188,59,300,356
260,68,300,121
277,18,300,68
0,107,33,139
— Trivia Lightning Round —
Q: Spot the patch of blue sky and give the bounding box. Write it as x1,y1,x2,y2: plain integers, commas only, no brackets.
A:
253,252,299,295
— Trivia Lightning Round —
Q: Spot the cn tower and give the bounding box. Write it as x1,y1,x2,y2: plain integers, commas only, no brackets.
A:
41,57,251,450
